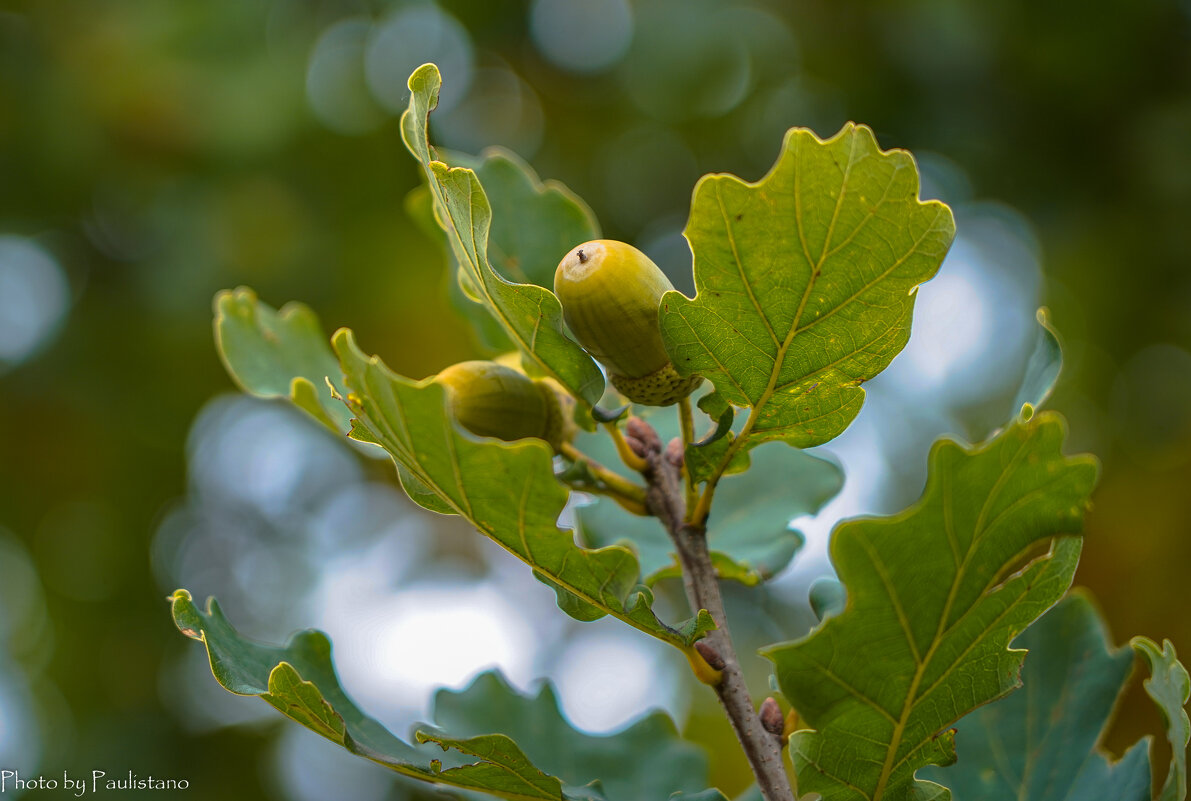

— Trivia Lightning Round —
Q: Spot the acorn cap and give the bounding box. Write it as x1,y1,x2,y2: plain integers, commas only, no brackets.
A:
611,364,703,408
434,360,568,451
554,240,699,406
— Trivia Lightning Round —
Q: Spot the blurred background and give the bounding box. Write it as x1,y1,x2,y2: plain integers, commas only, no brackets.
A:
1,0,1189,797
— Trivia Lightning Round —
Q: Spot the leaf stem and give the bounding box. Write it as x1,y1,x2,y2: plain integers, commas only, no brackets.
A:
690,404,760,525
604,422,650,473
559,442,648,510
631,421,794,801
575,483,649,517
678,396,698,511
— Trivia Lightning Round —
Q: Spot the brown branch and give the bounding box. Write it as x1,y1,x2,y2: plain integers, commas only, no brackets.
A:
625,418,795,801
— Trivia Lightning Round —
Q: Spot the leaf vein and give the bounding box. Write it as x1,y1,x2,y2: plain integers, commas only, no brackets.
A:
715,179,778,347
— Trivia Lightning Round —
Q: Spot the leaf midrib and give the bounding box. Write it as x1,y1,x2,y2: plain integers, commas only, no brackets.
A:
871,430,1036,800
714,180,778,347
699,128,858,484
888,568,1052,787
700,128,950,485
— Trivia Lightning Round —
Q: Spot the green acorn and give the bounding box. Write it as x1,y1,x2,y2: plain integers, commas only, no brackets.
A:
554,240,700,406
434,361,573,451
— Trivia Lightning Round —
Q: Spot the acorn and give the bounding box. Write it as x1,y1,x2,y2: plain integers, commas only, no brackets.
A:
434,361,574,452
554,240,700,406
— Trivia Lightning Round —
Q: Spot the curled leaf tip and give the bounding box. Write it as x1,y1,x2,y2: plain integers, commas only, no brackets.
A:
592,403,630,423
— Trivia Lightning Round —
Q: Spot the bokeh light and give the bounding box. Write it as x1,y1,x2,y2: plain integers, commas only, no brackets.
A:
530,0,633,74
434,63,545,158
636,216,694,297
899,264,990,388
307,18,386,136
0,236,70,370
366,5,475,115
549,624,681,733
321,581,537,711
188,397,360,522
619,0,754,122
893,209,1041,404
0,531,50,772
595,124,697,233
0,667,40,771
271,724,395,801
153,396,366,634
1112,343,1191,469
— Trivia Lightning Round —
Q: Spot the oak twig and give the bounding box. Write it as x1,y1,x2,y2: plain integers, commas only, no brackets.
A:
677,395,698,510
625,419,794,801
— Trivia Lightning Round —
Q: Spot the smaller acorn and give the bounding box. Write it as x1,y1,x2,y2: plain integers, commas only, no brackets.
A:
434,360,573,452
554,240,700,406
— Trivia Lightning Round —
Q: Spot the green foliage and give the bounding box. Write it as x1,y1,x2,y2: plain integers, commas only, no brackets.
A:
432,673,718,801
765,413,1098,801
1011,308,1062,422
175,60,1191,801
4,3,1187,800
913,594,1190,801
332,328,711,645
694,391,735,450
575,419,842,584
457,149,601,291
401,64,604,406
409,147,603,356
1134,636,1191,801
661,124,956,468
919,594,1152,800
214,287,353,437
213,286,711,645
171,591,719,801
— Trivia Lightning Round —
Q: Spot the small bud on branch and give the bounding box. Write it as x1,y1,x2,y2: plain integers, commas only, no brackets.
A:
759,697,784,737
665,437,684,468
625,417,662,455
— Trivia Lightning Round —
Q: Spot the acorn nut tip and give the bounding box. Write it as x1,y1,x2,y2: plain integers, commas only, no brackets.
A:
554,240,700,406
434,360,572,452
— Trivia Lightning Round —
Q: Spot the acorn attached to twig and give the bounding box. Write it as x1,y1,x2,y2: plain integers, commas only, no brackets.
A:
554,240,700,406
434,360,574,452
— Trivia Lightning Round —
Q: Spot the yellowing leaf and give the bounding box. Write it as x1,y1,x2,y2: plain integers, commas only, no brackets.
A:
662,124,955,471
